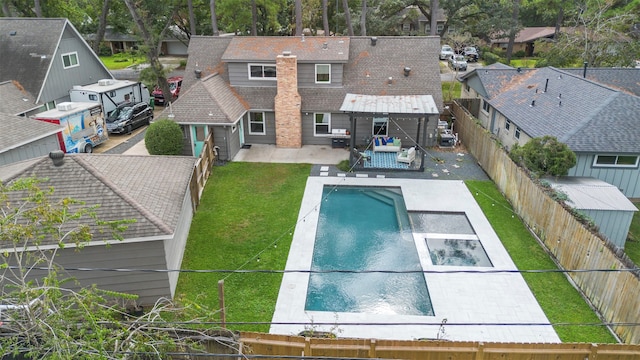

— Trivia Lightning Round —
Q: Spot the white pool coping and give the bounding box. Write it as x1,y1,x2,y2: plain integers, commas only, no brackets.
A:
270,177,560,343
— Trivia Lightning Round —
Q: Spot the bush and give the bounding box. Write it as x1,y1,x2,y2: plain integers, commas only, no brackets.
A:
509,136,576,176
513,50,526,58
145,119,184,155
482,52,500,65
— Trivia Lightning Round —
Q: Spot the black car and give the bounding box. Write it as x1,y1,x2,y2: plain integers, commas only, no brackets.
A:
463,46,480,62
106,102,153,134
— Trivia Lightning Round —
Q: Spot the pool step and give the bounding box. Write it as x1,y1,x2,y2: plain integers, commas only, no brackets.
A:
362,189,411,232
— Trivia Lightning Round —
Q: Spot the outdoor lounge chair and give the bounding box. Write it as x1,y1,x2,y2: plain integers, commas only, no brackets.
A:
397,147,416,164
352,148,370,164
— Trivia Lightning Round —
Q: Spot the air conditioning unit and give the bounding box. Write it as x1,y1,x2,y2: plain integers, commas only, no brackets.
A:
98,79,116,86
56,102,75,111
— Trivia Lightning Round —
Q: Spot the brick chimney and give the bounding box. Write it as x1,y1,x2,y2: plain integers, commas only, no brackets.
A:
274,51,302,148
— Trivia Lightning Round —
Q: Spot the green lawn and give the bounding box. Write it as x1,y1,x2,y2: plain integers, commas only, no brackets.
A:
466,180,616,343
507,58,538,68
442,81,461,102
99,53,146,70
176,164,618,342
626,202,640,265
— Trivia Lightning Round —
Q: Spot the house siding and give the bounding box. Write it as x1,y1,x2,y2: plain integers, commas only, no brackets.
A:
297,63,343,88
210,125,241,161
227,62,344,88
180,124,193,156
0,134,61,166
228,63,277,87
570,154,640,198
243,112,277,144
301,112,350,146
40,25,112,105
164,191,194,297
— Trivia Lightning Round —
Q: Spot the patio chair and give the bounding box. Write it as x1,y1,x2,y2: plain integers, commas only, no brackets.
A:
352,148,370,164
397,147,416,164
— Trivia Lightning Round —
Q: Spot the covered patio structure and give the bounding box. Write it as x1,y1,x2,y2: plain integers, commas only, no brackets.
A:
340,94,440,172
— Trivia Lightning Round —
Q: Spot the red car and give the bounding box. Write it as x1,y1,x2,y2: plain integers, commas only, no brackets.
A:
152,76,183,105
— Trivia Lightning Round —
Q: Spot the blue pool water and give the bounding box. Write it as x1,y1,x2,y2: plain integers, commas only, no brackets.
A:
305,186,434,316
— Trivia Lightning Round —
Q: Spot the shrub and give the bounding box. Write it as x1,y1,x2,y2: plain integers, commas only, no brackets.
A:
482,52,500,65
510,136,576,176
145,119,184,155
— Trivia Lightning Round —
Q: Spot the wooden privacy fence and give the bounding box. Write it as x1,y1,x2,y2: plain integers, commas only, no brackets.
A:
189,132,216,211
452,100,640,344
239,332,640,359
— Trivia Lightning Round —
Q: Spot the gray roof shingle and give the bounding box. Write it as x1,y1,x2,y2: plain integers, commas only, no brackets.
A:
0,113,62,152
562,67,640,97
0,81,41,115
222,36,351,63
0,154,196,246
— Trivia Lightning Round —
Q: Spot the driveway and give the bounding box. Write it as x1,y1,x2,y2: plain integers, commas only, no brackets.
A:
440,61,483,81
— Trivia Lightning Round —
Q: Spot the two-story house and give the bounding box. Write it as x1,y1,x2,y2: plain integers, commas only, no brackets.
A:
160,36,443,162
0,18,113,116
459,65,640,199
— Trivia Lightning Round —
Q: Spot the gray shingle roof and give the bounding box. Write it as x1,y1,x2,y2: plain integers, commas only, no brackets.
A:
544,177,637,211
562,68,640,97
0,18,67,101
0,154,196,245
479,67,640,153
0,113,62,153
173,36,444,125
158,73,247,124
0,81,41,115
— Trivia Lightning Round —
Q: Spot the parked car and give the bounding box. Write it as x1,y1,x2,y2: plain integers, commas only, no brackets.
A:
106,102,153,134
152,76,183,106
448,54,468,71
463,46,479,62
440,45,455,60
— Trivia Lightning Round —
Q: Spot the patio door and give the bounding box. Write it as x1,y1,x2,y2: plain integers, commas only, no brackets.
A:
191,125,208,157
373,117,388,136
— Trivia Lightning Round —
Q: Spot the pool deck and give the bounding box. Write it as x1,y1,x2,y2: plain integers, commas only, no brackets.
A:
270,176,560,343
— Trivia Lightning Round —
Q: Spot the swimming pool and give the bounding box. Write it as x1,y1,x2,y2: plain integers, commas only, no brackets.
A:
305,186,433,316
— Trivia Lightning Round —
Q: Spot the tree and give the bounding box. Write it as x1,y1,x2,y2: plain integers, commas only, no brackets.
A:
295,0,302,35
211,0,220,35
145,119,184,155
92,0,111,54
510,136,577,176
360,0,367,36
322,0,330,35
342,0,354,35
0,178,227,357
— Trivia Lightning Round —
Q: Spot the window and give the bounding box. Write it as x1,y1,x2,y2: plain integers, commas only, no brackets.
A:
593,155,639,168
249,112,266,135
505,120,511,131
88,94,98,101
314,113,331,135
61,52,79,69
109,91,117,97
248,64,277,80
515,127,521,139
437,24,444,33
315,64,331,84
373,117,388,136
482,99,490,113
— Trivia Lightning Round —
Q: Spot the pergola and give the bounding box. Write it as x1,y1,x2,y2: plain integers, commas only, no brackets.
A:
340,93,440,171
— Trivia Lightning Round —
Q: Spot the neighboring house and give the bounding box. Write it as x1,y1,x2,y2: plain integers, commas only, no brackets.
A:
0,113,63,166
562,67,640,97
0,18,113,116
0,80,42,116
161,36,443,161
544,177,637,248
85,26,189,56
459,65,640,198
0,153,196,305
491,27,560,56
398,6,454,36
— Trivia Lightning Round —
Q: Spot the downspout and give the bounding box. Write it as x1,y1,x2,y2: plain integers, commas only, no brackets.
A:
348,113,356,166
420,116,427,171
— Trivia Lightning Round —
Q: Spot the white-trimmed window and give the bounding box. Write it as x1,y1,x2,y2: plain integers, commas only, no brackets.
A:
373,117,388,136
62,52,79,69
315,64,331,84
505,120,511,132
593,155,639,168
248,64,276,80
515,127,521,139
248,112,266,135
314,113,331,135
482,99,490,113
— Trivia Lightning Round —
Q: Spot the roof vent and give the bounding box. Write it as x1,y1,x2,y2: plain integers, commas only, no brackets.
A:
56,102,75,111
371,37,377,46
388,76,393,85
49,150,65,167
10,30,17,36
558,93,562,99
194,69,202,79
322,42,328,50
517,67,522,73
283,50,291,56
530,100,536,107
559,101,562,106
403,67,411,77
98,79,116,86
301,34,305,42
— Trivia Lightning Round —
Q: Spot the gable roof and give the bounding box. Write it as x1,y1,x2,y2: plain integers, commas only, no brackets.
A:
0,154,196,246
561,68,640,97
0,17,112,104
181,36,443,117
0,81,41,116
492,27,558,44
0,113,62,153
158,73,248,124
470,66,640,153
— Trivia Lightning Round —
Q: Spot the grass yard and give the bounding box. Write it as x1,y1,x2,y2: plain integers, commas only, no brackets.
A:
466,180,617,343
626,202,640,265
99,53,146,70
175,163,618,342
442,81,461,102
176,162,311,333
508,58,538,68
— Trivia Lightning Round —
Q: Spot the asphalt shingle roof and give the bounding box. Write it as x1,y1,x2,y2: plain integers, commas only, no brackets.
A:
0,113,62,153
473,67,640,153
562,68,640,97
0,81,41,115
222,36,351,63
0,18,66,102
0,154,196,246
